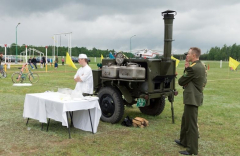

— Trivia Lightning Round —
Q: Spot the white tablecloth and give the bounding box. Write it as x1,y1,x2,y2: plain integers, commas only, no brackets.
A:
23,92,101,133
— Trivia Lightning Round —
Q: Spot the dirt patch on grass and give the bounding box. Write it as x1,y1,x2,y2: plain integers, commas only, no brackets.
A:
47,139,77,146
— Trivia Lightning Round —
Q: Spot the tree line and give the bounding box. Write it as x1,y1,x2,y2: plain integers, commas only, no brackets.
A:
1,43,240,60
173,43,240,61
0,43,135,58
204,43,240,61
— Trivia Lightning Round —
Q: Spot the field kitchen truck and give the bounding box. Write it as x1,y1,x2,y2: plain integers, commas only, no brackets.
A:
92,10,178,124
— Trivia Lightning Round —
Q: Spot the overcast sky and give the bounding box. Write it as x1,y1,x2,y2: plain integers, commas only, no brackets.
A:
1,0,240,54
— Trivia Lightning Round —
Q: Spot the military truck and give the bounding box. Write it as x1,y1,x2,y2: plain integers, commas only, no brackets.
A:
92,10,178,124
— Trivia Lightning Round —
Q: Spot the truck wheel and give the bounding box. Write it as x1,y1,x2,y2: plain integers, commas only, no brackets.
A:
98,87,124,123
139,97,165,116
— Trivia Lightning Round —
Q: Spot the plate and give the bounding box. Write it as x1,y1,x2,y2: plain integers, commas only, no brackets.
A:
13,83,32,87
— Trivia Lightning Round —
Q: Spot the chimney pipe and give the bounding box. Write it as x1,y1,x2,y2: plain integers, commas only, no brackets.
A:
162,10,177,61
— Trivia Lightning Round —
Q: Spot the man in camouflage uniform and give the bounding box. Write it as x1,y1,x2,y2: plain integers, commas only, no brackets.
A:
175,47,207,155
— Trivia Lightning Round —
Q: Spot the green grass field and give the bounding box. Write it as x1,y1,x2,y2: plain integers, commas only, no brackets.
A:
0,60,240,156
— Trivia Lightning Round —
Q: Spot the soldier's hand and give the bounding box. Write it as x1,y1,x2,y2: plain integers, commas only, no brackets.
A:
185,61,189,68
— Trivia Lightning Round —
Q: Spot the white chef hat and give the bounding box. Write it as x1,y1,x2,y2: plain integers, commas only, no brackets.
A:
78,54,87,59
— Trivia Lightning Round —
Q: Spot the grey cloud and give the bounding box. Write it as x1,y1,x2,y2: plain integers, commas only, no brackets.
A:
1,0,240,54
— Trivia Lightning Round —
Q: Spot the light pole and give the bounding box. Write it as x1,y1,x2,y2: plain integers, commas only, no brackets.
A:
130,35,136,53
15,22,21,63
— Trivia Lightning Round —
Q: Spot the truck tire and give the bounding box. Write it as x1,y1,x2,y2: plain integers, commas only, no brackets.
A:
139,97,165,116
98,86,124,123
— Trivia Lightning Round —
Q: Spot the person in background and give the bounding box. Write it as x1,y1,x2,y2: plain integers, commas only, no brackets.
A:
54,60,58,69
28,57,34,69
175,47,207,155
62,57,65,66
0,53,3,72
50,58,52,67
109,52,115,59
31,57,37,69
55,56,58,67
74,54,93,95
55,56,58,63
42,56,46,67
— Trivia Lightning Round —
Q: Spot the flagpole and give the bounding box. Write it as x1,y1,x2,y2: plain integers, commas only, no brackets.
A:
228,57,230,78
228,66,229,78
65,52,66,73
65,62,66,73
228,58,230,78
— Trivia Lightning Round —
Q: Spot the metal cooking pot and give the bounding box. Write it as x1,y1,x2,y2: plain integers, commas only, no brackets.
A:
102,65,120,78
